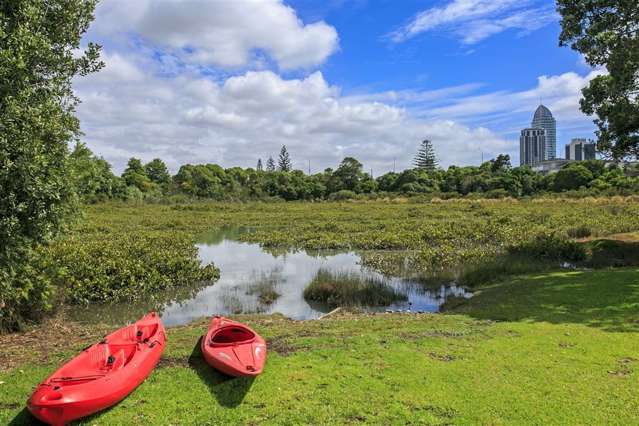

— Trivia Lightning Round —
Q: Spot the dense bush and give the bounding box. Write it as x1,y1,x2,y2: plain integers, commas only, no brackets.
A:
45,232,219,304
0,249,58,331
509,233,587,262
0,0,102,331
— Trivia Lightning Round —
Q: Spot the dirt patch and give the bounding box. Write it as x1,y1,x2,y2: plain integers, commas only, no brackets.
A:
399,329,473,340
428,352,457,362
267,338,301,357
0,314,112,372
608,357,636,377
0,402,21,410
157,356,191,369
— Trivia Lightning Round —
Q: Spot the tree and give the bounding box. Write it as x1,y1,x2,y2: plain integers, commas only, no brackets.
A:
491,154,511,172
122,158,152,192
0,0,103,330
69,142,125,202
144,158,171,186
278,146,292,172
413,139,438,171
256,159,263,172
266,156,276,172
329,157,364,192
554,164,594,191
557,0,639,159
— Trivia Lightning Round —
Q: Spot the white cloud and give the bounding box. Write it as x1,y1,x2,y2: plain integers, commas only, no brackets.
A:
389,0,556,44
92,0,339,70
74,54,513,174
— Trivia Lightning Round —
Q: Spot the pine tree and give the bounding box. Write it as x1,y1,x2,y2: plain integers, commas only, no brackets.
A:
266,157,276,172
413,139,438,171
278,145,292,172
256,158,263,171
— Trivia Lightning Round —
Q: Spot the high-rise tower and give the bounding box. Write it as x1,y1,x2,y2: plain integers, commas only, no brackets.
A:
531,105,556,160
520,128,546,166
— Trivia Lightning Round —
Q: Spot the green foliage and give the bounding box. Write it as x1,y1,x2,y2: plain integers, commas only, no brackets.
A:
68,142,126,202
588,239,639,268
510,233,587,263
266,156,276,172
144,158,171,187
278,145,292,172
490,154,511,172
122,158,154,192
557,0,639,158
304,269,406,307
328,189,358,201
45,231,219,304
413,139,438,171
553,164,594,191
0,0,102,330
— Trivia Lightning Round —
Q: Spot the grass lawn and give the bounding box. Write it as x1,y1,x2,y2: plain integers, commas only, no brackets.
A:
2,268,638,425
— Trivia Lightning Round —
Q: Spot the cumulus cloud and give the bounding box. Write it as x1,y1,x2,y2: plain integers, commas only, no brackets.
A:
73,54,513,173
92,0,338,70
389,0,556,44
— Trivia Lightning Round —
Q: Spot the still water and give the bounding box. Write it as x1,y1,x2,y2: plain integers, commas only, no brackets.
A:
70,228,471,327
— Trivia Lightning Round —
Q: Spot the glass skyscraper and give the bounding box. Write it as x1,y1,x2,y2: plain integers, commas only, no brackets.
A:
531,105,556,160
520,128,546,166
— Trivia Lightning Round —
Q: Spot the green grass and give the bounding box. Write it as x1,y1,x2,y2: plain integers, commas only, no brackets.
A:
303,269,407,307
2,268,638,425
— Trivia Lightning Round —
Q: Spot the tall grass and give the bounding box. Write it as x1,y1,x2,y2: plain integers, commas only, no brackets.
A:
245,271,281,305
303,269,406,307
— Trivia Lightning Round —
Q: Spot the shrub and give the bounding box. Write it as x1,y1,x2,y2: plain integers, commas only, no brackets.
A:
303,269,406,307
329,190,358,201
0,249,58,332
45,231,219,304
566,225,593,239
589,239,639,268
509,233,587,262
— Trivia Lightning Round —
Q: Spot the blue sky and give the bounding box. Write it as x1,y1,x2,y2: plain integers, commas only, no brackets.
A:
75,0,600,173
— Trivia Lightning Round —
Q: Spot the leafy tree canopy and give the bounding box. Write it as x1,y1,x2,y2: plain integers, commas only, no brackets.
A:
0,0,102,330
558,0,639,159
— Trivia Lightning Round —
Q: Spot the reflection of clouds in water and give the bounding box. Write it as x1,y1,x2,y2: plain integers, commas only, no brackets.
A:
159,235,472,327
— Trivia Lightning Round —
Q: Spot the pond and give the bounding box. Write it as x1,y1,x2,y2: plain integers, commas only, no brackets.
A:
69,228,471,327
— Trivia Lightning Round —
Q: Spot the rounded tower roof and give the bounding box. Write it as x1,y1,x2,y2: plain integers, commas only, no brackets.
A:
533,104,553,121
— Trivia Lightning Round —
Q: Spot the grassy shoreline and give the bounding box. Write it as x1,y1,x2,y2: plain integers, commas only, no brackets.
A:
2,267,638,425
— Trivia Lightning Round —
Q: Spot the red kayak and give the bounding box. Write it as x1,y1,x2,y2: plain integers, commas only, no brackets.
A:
27,312,166,425
201,316,267,377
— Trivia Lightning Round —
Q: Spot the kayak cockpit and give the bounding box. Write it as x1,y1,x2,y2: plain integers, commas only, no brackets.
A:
211,326,255,345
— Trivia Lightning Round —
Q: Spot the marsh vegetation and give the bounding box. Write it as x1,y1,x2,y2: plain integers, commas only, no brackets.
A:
303,269,408,307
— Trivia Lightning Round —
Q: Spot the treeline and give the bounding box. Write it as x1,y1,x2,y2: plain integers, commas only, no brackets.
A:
72,143,639,202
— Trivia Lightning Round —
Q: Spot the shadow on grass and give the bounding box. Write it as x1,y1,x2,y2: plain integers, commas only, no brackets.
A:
454,268,639,333
9,408,46,426
188,337,255,408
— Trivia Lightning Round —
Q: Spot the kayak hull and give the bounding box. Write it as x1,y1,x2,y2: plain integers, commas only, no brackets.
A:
27,312,166,425
201,316,267,377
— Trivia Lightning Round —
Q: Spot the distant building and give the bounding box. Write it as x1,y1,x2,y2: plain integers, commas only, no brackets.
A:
532,159,571,175
520,128,546,167
531,105,557,160
565,138,596,161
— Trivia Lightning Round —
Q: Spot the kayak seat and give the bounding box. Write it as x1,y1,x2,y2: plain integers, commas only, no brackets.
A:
107,349,127,371
135,324,159,343
212,326,255,345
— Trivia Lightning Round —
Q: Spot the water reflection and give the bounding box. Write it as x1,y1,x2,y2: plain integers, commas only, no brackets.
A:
69,228,472,327
158,228,471,326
